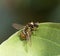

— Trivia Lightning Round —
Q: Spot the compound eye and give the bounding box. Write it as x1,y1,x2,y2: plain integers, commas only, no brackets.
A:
34,22,39,27
34,24,38,27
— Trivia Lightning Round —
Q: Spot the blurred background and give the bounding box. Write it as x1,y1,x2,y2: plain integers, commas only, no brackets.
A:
0,0,60,44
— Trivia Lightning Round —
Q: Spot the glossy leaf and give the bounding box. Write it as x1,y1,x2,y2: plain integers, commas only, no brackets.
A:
0,22,60,56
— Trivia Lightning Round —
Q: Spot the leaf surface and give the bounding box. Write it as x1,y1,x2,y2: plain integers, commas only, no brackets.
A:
0,22,60,56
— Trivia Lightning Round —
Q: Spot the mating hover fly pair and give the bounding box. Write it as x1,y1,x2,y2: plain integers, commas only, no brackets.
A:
12,22,39,41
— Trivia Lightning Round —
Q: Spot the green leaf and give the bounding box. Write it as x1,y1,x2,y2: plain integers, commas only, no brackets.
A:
0,22,60,56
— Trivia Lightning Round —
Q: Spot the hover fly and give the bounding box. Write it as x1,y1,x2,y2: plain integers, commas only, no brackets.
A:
12,22,39,41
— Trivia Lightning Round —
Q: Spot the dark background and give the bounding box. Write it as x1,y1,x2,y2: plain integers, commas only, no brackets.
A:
0,0,60,44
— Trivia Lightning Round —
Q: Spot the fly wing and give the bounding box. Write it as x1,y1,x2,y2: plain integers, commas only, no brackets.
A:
12,23,24,30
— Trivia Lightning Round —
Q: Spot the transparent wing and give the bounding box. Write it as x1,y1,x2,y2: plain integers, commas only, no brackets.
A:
12,23,24,30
